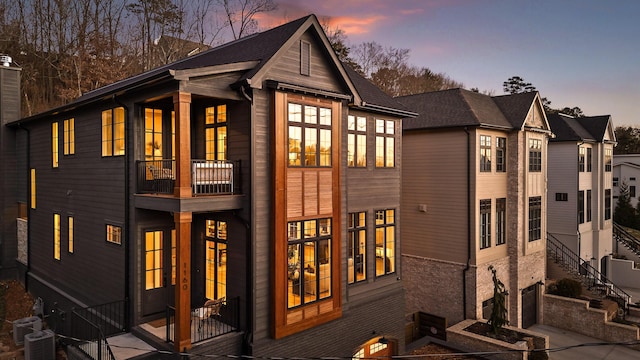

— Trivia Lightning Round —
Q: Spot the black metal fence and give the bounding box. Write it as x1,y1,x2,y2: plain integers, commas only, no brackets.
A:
136,159,241,195
613,222,640,256
547,233,630,312
166,296,240,344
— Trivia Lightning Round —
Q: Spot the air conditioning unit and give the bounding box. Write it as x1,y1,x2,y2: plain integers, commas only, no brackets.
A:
12,316,42,345
24,329,55,360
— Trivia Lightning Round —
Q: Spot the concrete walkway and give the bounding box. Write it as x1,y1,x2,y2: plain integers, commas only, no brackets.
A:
107,333,156,360
529,324,640,360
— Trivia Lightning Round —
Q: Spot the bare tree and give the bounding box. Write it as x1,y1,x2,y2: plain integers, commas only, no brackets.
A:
218,0,277,40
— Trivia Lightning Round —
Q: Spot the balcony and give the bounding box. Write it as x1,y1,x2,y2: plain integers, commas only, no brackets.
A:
134,159,244,212
136,159,240,195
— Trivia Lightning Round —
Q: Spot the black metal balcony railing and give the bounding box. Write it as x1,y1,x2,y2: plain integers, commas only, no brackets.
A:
67,299,127,360
547,233,631,313
166,296,240,344
136,159,240,195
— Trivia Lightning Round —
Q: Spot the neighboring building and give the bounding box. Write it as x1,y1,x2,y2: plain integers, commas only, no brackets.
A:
613,154,640,208
0,56,22,279
546,113,616,274
397,89,551,329
2,15,415,357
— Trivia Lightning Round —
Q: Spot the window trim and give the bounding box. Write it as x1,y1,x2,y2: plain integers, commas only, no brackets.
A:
578,190,585,224
63,118,75,155
102,107,125,157
496,198,506,245
347,115,367,168
52,122,59,168
68,215,74,253
375,209,395,277
480,199,491,249
54,213,61,260
375,119,395,168
348,212,366,284
528,139,542,172
288,102,332,167
605,189,612,220
106,223,123,245
496,137,506,172
528,196,542,242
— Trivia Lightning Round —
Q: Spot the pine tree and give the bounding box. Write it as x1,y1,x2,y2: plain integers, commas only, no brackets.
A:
615,181,638,228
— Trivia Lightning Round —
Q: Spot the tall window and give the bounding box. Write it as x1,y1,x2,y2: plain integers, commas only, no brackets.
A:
605,148,612,172
145,231,163,290
52,122,59,168
528,197,542,242
586,148,592,172
586,190,592,222
348,212,366,284
480,135,491,172
496,198,506,245
30,169,36,209
102,107,125,156
63,118,75,155
529,139,542,172
68,216,74,253
480,199,491,249
106,224,122,245
144,108,163,160
375,209,395,276
375,119,394,167
206,220,227,300
496,137,506,172
631,186,636,198
288,103,332,167
205,105,227,161
348,115,367,167
578,190,585,224
605,189,612,220
54,213,60,260
578,147,585,172
287,218,332,308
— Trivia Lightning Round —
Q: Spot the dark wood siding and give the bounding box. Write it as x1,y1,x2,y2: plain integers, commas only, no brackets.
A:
26,104,126,307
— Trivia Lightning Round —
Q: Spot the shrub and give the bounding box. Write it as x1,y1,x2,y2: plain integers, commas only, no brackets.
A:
547,278,582,298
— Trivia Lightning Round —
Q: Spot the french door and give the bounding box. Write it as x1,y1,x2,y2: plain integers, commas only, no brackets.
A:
143,229,176,315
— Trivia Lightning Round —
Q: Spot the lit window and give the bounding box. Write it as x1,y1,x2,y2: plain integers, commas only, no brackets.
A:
144,108,162,160
348,115,367,167
54,214,60,260
288,103,331,167
68,216,74,253
287,218,332,308
375,119,394,167
375,209,395,276
205,105,227,161
106,224,122,245
348,212,366,284
145,230,163,290
52,122,59,168
102,107,125,156
205,220,227,300
63,118,75,155
480,135,491,172
30,169,36,209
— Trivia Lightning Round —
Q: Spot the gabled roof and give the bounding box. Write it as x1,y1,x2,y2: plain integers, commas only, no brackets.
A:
547,113,614,143
11,14,411,124
492,91,539,128
398,88,523,130
343,64,416,117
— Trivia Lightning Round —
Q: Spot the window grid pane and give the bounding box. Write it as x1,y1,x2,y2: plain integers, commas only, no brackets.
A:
288,103,331,168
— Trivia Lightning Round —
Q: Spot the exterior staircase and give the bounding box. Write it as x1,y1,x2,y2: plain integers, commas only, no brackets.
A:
613,222,640,258
546,233,631,314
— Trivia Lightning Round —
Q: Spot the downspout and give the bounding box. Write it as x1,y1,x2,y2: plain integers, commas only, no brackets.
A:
113,94,131,330
17,123,30,290
463,127,471,320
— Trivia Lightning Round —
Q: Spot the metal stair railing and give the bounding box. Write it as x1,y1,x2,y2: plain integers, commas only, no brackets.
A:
547,232,631,313
613,222,640,256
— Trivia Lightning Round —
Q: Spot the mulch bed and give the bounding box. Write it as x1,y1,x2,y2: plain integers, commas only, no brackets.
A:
464,321,523,344
0,280,35,355
409,343,484,359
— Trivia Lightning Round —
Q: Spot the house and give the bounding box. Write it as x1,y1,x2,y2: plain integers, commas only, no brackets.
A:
1,15,416,357
612,154,640,208
397,89,551,329
546,113,616,274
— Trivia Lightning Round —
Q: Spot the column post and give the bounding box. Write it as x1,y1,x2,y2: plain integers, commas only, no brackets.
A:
174,211,192,351
173,92,192,197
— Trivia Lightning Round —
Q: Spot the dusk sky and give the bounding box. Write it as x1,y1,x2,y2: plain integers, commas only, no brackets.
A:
258,0,639,126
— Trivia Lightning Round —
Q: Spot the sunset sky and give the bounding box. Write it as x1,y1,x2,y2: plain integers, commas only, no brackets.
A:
258,0,639,126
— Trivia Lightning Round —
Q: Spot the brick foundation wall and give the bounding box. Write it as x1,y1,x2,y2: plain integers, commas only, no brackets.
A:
543,294,639,345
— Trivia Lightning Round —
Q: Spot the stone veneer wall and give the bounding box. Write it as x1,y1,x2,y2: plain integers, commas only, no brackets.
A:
17,218,27,265
543,294,639,348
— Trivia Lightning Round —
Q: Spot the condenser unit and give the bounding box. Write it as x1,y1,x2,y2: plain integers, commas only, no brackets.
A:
24,329,55,360
12,316,42,345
